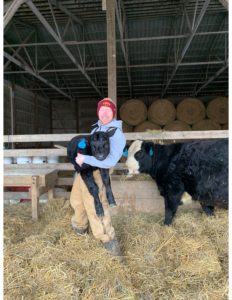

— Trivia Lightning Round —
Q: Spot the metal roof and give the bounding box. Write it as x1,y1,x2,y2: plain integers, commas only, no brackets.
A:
4,0,228,100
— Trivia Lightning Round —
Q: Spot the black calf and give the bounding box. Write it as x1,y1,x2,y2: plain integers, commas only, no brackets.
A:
67,128,117,217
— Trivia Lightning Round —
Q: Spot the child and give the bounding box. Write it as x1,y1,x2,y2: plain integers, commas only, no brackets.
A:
70,98,126,258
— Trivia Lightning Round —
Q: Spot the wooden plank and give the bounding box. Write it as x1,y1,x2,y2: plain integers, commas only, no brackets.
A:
4,169,57,176
106,0,116,102
31,176,39,221
4,148,66,157
57,177,73,185
56,174,152,186
3,130,229,143
4,175,32,186
4,162,126,171
44,170,58,187
4,163,74,170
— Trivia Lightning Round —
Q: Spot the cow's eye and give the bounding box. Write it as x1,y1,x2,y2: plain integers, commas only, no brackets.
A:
135,151,143,160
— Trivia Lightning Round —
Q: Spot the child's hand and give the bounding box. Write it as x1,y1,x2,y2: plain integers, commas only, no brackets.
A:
75,153,85,166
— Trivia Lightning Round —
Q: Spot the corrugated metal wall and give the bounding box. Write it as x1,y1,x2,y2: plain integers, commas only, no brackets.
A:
52,100,77,134
4,80,51,136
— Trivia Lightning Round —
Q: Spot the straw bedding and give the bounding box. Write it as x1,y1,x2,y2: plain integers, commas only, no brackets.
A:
4,199,228,300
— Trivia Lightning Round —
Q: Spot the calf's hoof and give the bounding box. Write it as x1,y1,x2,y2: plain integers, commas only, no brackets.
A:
96,210,104,217
109,203,117,208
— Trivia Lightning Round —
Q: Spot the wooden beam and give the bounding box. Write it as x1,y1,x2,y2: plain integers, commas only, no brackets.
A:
3,130,229,144
106,0,117,103
102,0,106,10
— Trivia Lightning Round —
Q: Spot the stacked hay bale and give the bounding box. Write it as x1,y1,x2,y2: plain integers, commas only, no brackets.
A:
120,99,147,132
119,97,228,133
206,96,228,130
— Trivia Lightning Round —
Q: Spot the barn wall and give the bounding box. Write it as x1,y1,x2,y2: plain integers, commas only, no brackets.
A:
4,83,11,136
51,100,77,134
4,80,51,136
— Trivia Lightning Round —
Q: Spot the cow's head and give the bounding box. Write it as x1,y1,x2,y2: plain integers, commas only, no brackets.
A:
90,128,117,160
125,140,154,175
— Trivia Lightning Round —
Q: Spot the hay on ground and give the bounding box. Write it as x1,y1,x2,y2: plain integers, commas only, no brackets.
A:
4,198,228,300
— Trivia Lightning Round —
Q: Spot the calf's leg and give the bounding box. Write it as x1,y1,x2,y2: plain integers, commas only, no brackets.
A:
99,168,117,207
81,171,104,217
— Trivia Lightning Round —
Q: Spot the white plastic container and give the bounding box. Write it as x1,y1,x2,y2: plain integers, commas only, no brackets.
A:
16,156,32,164
47,156,59,164
4,157,13,164
32,156,47,164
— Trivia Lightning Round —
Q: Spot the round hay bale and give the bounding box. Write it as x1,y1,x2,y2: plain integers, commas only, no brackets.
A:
148,99,176,126
164,120,191,131
206,96,228,124
192,119,221,131
119,99,147,126
134,121,161,132
122,122,133,132
176,97,206,125
221,123,228,130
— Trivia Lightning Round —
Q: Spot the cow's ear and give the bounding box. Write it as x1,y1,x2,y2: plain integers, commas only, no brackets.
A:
143,142,154,157
107,127,117,138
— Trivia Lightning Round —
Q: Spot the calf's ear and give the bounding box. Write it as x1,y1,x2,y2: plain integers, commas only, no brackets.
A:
78,138,87,149
107,127,117,138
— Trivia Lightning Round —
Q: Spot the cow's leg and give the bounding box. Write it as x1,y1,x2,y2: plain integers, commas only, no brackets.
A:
200,203,215,216
99,169,117,207
164,198,179,225
163,184,185,225
81,171,104,217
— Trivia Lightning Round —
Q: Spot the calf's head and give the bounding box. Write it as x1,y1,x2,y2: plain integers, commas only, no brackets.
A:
90,128,117,160
125,140,154,175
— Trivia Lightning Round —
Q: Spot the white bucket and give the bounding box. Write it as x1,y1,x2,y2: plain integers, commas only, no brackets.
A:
16,156,32,164
47,156,59,164
4,157,13,164
32,156,47,164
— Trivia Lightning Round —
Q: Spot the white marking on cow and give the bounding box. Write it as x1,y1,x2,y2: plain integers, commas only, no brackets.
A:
125,140,142,175
181,192,193,205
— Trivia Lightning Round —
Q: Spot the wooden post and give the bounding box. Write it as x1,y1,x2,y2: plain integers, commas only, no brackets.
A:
47,188,54,201
33,94,38,134
106,0,117,105
31,176,39,221
75,100,79,132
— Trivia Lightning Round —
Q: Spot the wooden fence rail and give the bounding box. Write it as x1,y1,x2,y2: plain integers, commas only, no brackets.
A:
4,130,228,171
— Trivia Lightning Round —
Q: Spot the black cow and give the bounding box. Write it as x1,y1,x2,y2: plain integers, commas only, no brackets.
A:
125,139,228,225
67,127,117,217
